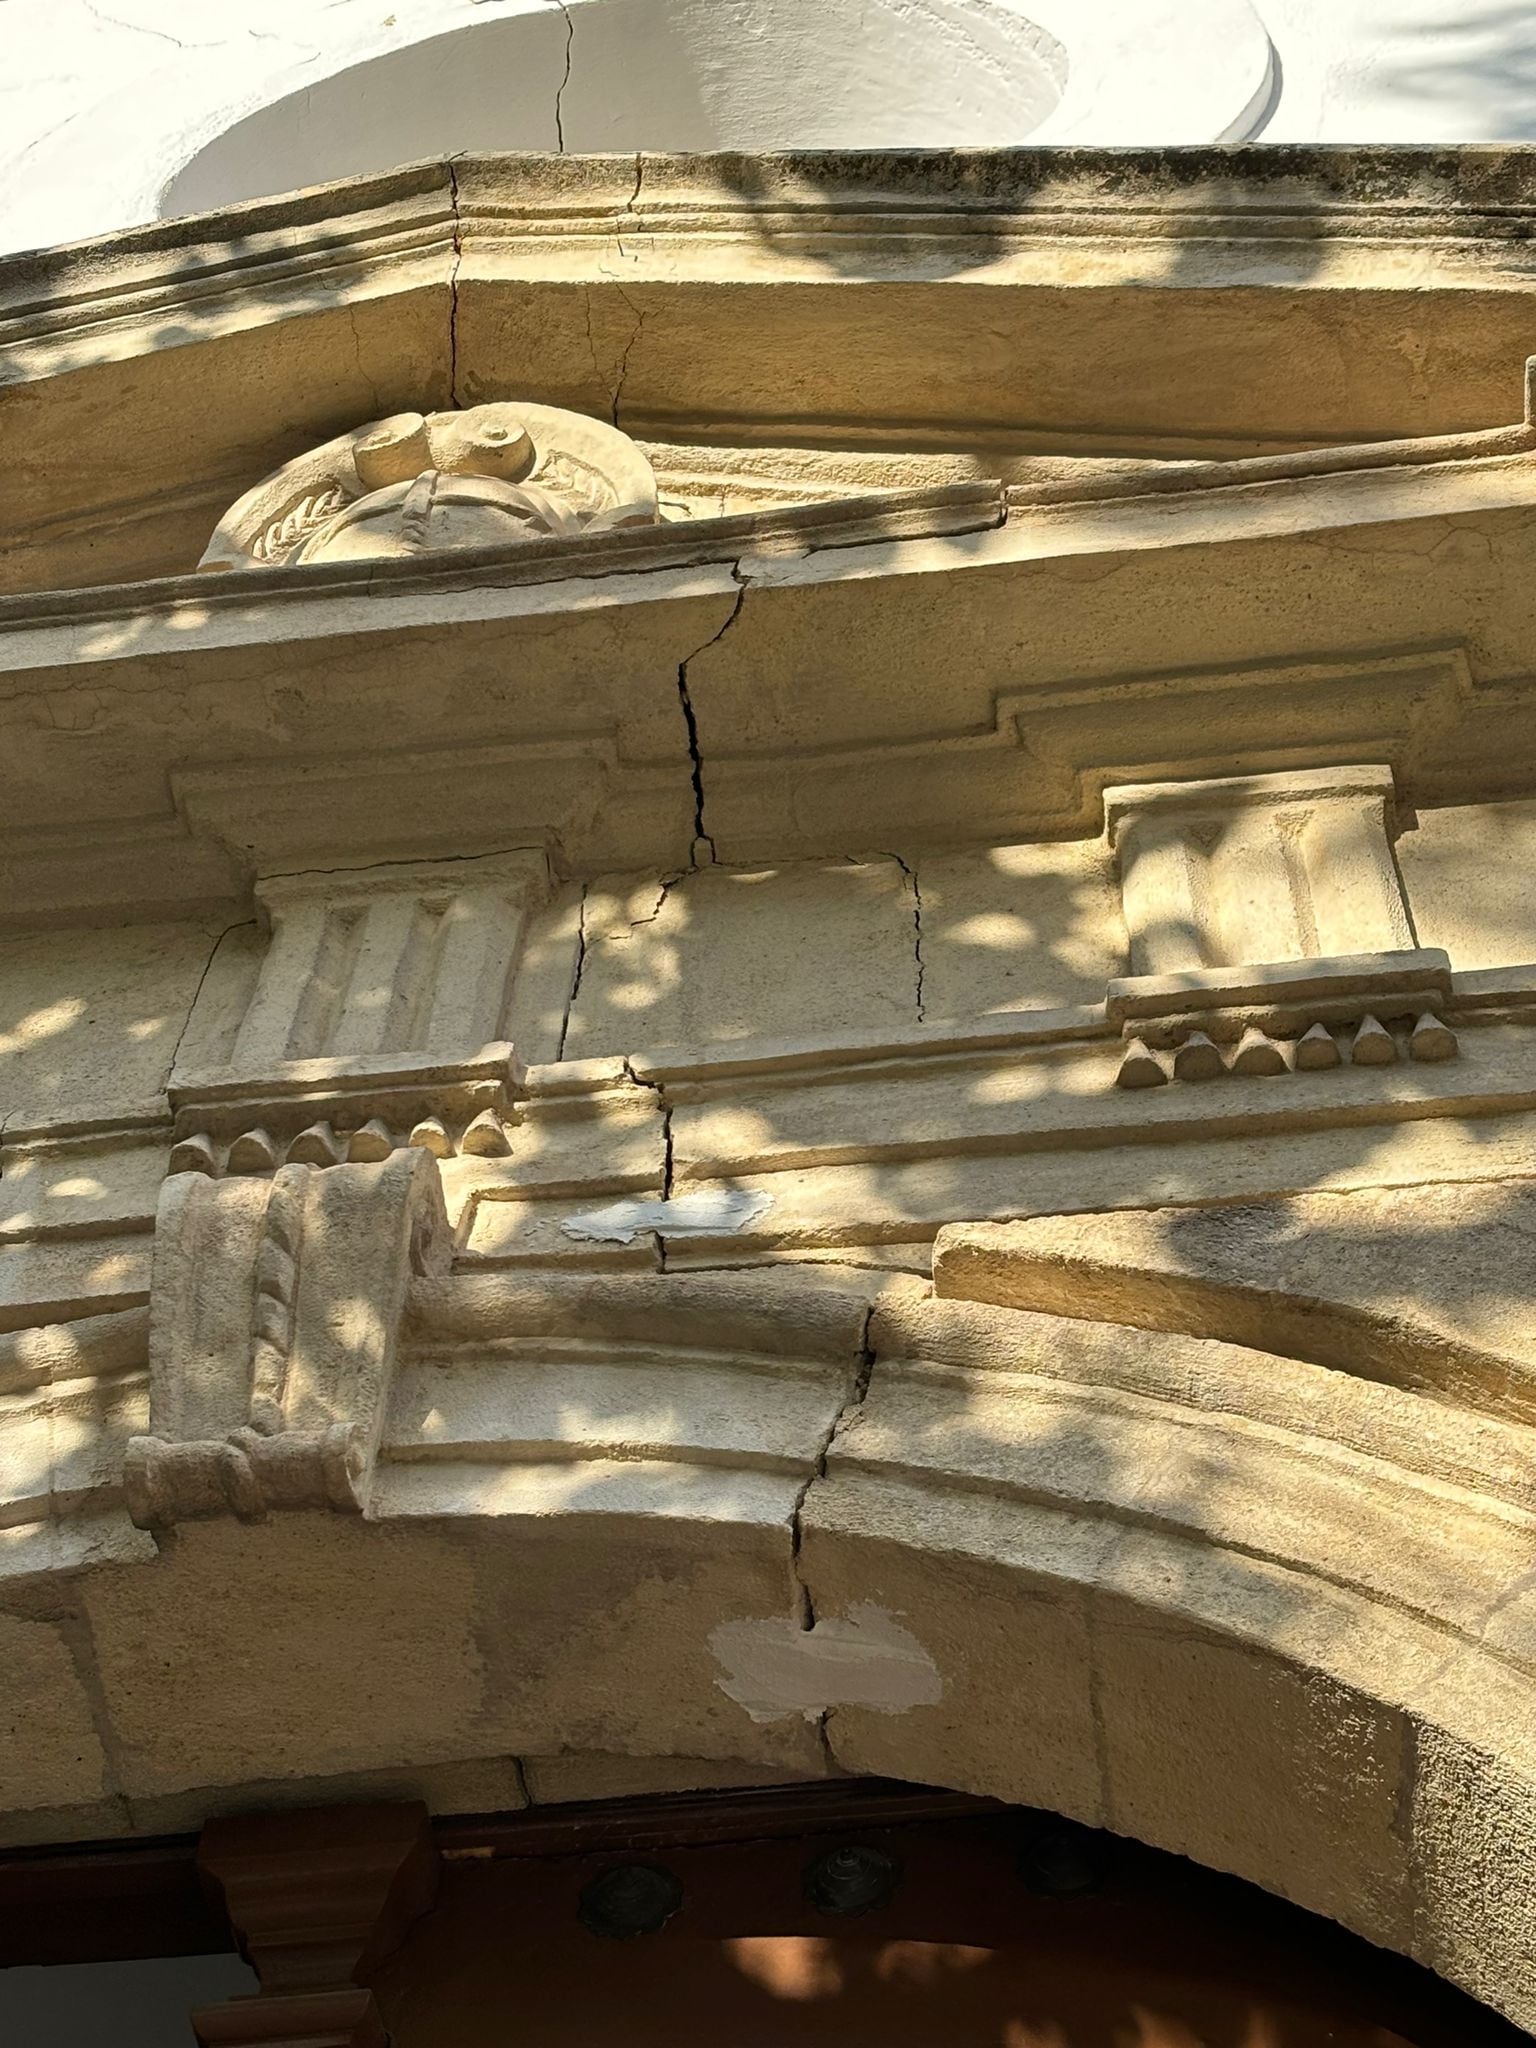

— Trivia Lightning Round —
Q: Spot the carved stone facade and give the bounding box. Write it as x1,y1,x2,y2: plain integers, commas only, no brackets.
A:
4,146,1536,2040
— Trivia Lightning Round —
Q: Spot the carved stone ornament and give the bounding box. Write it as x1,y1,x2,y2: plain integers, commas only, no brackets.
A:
199,402,662,571
124,1148,452,1529
1101,765,1460,1087
167,852,546,1175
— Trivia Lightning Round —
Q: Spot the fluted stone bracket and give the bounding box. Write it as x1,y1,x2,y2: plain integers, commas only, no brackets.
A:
125,1148,452,1530
192,1801,437,2047
1103,766,1459,1085
169,851,548,1173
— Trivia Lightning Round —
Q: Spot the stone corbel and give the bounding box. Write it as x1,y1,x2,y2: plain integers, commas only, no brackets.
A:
124,1148,451,1529
191,1802,438,2047
1103,765,1457,1085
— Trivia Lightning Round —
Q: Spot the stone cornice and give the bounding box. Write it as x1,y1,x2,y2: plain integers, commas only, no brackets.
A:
9,988,1536,1324
7,432,1536,917
0,483,1001,631
14,146,1536,597
13,146,1536,351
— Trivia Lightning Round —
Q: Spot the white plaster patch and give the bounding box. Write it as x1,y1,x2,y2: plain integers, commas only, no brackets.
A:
710,1603,942,1724
561,1188,772,1245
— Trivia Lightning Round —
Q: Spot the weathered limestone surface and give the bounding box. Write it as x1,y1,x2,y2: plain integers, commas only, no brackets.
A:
0,1611,111,1814
14,799,1536,1148
0,919,233,1134
20,151,1536,592
916,839,1125,1018
566,859,924,1053
1398,797,1536,970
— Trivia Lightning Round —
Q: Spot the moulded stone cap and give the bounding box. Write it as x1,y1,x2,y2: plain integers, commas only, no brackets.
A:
1103,764,1399,845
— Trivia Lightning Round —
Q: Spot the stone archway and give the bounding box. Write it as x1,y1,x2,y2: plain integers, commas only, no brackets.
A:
22,1151,1528,2031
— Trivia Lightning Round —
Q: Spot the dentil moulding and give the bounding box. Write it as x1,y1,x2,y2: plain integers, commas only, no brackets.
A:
1102,765,1457,1085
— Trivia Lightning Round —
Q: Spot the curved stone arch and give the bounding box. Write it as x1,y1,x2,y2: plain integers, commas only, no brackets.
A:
799,1280,1536,2024
388,1246,1536,2026
8,1185,1532,2025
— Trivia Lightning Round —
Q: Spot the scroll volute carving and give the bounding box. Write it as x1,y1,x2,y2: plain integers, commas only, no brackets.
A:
192,1801,437,2047
199,401,662,571
124,1148,452,1529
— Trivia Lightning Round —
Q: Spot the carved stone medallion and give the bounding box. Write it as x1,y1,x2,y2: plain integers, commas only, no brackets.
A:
199,402,662,571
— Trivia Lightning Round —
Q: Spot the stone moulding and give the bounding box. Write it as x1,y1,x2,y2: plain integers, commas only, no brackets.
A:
0,584,1525,929
9,1028,1536,2025
1107,951,1460,1086
928,1202,1536,1430
1105,765,1416,972
33,481,1000,612
1105,954,1453,1032
165,1048,521,1178
14,148,1536,601
14,148,1536,363
12,979,1536,1335
22,1221,1536,2032
386,1265,876,1509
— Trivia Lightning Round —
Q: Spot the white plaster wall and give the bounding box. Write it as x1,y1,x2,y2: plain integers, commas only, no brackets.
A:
0,0,1533,257
1259,0,1536,144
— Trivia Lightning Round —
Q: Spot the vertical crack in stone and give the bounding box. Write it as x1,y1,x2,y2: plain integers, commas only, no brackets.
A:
551,0,575,152
616,151,646,269
620,1058,673,1197
609,286,645,428
813,1707,837,1771
789,1304,877,1632
676,573,747,861
581,286,604,411
621,1059,675,1271
887,853,926,1022
345,303,383,417
167,919,250,1085
446,155,465,408
555,883,588,1061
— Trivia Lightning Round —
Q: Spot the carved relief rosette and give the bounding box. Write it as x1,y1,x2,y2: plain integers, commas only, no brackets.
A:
199,402,661,570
